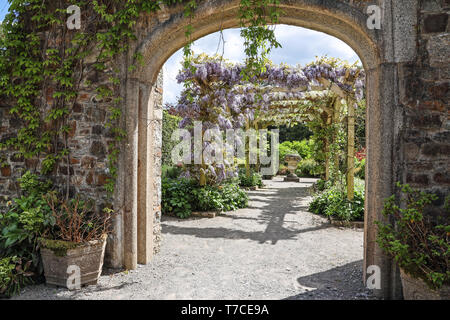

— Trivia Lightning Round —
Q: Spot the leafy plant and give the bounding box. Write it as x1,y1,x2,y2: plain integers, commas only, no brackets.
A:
192,186,223,212
212,183,248,211
296,158,321,177
192,183,248,212
309,180,365,221
312,179,332,192
238,168,263,188
280,140,312,160
162,178,248,218
0,256,33,298
355,157,365,180
162,164,183,180
162,177,195,218
0,172,54,274
376,183,449,290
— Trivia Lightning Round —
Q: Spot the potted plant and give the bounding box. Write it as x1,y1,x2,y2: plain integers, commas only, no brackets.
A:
376,182,449,300
38,193,112,289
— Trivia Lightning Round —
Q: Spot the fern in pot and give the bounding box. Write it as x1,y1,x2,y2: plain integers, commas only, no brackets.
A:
38,193,113,289
376,183,449,300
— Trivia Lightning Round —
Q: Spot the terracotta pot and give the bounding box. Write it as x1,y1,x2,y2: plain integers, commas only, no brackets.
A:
40,234,107,288
400,268,450,300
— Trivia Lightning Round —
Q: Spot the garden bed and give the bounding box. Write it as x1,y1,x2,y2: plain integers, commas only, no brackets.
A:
329,218,364,229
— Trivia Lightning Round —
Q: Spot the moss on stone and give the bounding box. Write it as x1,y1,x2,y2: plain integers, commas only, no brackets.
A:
39,238,81,257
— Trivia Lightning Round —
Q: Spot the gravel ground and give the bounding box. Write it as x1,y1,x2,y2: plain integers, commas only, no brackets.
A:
13,177,376,300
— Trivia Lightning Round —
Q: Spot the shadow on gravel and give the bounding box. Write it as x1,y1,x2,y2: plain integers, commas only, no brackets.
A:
283,260,376,300
163,182,332,244
162,223,332,244
13,280,140,300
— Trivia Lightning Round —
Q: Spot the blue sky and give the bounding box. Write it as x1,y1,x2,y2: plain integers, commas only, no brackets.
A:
0,0,8,22
0,2,360,105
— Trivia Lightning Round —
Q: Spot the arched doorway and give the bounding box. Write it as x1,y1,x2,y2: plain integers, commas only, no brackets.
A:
109,0,406,300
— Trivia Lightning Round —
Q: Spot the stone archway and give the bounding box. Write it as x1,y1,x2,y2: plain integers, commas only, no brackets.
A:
1,0,447,301
106,0,421,300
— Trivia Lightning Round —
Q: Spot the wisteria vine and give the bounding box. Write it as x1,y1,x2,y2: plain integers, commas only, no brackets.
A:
167,55,365,184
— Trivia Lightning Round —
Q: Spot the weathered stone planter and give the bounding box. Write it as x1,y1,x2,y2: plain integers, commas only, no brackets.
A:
400,268,450,300
284,154,301,182
40,234,107,288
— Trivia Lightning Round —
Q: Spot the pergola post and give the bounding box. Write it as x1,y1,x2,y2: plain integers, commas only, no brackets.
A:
245,119,251,178
347,98,355,200
324,113,332,181
333,98,341,174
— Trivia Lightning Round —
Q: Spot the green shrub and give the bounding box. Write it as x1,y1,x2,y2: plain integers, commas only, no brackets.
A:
279,139,313,165
0,256,33,298
215,183,248,211
376,183,449,290
191,185,223,212
162,178,249,219
313,179,332,192
192,183,248,212
0,172,54,272
162,165,183,179
0,171,55,296
279,144,297,165
295,158,321,177
238,168,263,188
355,158,366,180
162,178,195,218
309,183,365,221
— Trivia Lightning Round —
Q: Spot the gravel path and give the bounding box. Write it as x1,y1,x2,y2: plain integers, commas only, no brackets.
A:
13,177,375,300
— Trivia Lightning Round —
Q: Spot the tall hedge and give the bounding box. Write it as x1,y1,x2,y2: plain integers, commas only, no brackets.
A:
162,110,181,166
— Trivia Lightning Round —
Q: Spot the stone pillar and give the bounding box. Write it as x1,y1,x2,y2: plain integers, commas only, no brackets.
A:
364,65,403,299
137,83,155,264
123,78,140,270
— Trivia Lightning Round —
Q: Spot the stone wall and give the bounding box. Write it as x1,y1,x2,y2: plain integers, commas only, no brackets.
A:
1,58,117,210
0,105,22,205
401,0,449,217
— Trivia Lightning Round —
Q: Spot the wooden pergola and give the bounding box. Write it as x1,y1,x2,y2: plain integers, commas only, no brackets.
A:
237,74,361,200
173,59,364,199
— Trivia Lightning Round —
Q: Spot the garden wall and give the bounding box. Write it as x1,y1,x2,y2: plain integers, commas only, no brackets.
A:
401,1,450,218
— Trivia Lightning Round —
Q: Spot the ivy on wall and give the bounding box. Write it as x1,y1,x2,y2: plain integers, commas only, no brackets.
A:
0,0,282,197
